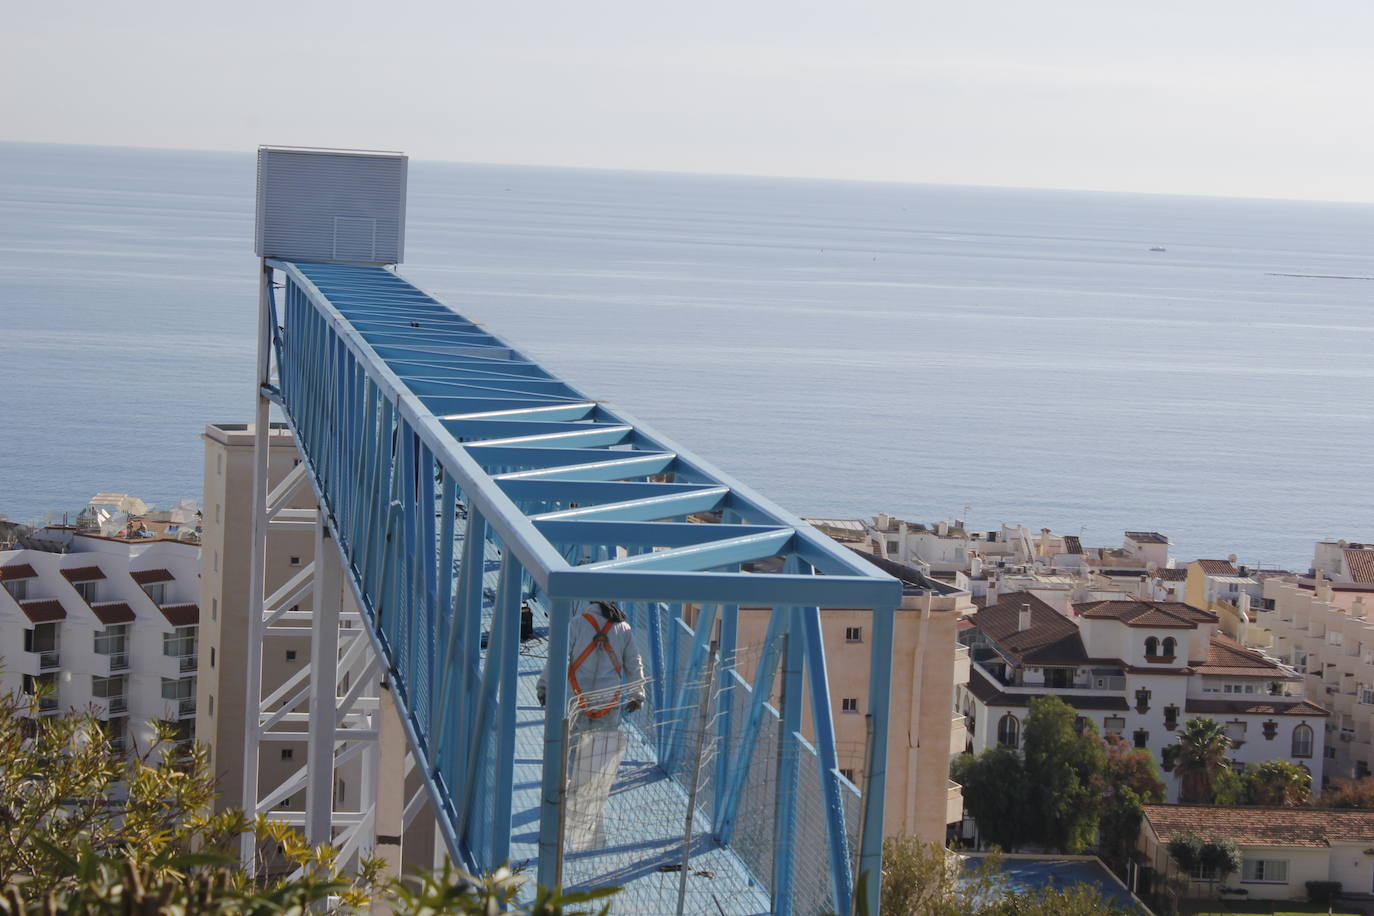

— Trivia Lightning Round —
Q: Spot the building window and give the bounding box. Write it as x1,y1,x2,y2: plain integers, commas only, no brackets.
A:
1292,651,1307,674
93,624,128,658
92,675,127,715
885,541,899,555
73,580,98,603
1241,859,1288,883
208,694,214,717
1292,724,1314,758
997,714,1020,748
1358,761,1370,779
1133,729,1149,749
1135,688,1151,713
286,650,298,662
1225,721,1247,745
2,578,28,600
210,647,216,668
1262,719,1278,740
1188,862,1217,882
289,556,302,567
1162,637,1177,657
282,748,295,760
1164,705,1180,730
161,677,196,718
1328,631,1344,647
163,626,197,660
1145,637,1159,657
141,582,166,605
845,626,863,643
1103,716,1126,734
841,697,859,713
211,597,218,621
840,768,856,783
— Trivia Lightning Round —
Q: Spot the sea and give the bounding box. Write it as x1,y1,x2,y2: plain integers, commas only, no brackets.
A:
1,142,1370,570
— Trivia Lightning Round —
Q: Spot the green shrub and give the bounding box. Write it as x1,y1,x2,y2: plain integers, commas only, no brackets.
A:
1306,879,1342,904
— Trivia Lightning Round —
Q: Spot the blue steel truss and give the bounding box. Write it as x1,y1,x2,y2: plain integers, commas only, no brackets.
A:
265,259,900,914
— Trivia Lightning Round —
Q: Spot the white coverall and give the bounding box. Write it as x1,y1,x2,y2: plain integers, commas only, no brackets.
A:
537,604,647,850
537,606,647,731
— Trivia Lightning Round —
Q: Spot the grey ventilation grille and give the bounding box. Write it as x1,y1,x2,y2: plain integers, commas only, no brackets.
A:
255,147,408,265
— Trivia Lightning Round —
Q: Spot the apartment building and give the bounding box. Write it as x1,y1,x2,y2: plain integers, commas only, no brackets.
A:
957,592,1326,801
1256,572,1374,783
738,550,974,844
0,512,200,754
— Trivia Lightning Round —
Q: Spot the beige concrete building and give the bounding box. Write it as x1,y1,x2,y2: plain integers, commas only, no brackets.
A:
198,422,322,814
736,553,972,844
1256,574,1374,783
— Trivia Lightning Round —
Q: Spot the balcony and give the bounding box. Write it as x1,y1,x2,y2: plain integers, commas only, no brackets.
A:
38,651,60,670
109,653,129,673
177,698,195,718
37,695,58,714
946,779,965,825
178,654,197,673
108,696,128,716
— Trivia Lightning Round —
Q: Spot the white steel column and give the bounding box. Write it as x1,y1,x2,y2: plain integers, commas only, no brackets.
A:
304,519,342,845
241,260,274,872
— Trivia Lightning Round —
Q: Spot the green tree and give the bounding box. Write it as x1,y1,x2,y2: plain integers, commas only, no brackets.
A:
1247,759,1311,806
1172,717,1233,803
1097,733,1166,875
1317,776,1374,809
951,749,1035,852
0,686,617,915
1198,835,1241,897
1021,697,1105,853
1211,768,1251,805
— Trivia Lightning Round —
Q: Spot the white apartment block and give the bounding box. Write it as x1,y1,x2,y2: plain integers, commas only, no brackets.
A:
956,592,1326,802
0,522,201,754
1256,571,1374,784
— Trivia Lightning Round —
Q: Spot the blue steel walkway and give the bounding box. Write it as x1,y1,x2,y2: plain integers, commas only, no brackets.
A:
267,259,901,914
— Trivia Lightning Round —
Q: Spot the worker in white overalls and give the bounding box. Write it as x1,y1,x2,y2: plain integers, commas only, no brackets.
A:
537,600,647,850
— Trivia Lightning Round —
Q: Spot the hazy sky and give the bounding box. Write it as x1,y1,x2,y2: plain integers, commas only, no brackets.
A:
5,1,1372,201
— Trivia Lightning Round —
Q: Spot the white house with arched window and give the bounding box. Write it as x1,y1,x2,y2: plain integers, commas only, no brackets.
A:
955,592,1327,803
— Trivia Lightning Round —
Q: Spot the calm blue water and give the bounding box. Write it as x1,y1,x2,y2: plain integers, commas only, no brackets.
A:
1,142,1370,568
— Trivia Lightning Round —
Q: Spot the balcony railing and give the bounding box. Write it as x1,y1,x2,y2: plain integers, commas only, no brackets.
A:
37,696,58,713
177,698,195,718
108,696,128,715
38,651,60,670
108,653,129,672
178,654,198,673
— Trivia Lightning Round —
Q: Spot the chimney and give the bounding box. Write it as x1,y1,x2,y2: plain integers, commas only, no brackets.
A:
986,573,999,606
1019,603,1032,632
937,519,949,537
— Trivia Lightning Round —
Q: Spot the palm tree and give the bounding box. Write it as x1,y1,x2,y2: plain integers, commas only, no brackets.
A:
1249,759,1311,806
1173,717,1233,803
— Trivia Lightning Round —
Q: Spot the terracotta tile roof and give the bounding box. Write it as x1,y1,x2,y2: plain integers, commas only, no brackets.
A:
1076,599,1213,629
1125,531,1169,544
968,667,1130,711
1345,548,1374,585
0,563,38,582
1195,559,1238,575
1142,805,1372,848
159,603,199,626
970,592,1088,664
19,599,66,623
60,566,106,583
1192,635,1295,678
1062,535,1082,555
90,601,136,625
131,568,175,585
1184,698,1328,717
1157,568,1188,581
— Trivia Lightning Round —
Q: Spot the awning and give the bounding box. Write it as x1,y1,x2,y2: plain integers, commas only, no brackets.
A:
91,601,136,625
61,566,107,583
20,599,66,623
159,603,199,626
0,563,38,582
131,569,175,585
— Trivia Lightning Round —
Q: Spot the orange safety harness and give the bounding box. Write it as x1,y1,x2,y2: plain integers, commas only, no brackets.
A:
568,612,623,719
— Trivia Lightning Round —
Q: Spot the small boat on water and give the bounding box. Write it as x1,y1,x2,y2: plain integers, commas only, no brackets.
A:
1149,245,1167,252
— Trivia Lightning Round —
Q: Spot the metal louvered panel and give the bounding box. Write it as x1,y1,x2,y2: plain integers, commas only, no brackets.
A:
255,146,407,264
